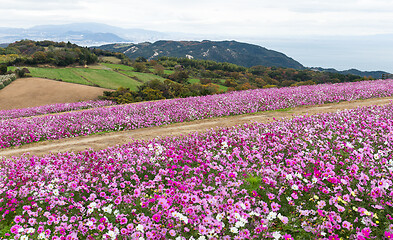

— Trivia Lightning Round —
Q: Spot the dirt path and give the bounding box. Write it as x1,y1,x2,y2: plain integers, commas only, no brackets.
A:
0,78,111,110
1,97,392,158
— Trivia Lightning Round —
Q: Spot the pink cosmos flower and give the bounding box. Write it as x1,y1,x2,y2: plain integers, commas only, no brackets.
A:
271,202,281,211
14,215,22,223
37,226,44,233
97,224,105,231
114,197,122,205
361,227,371,238
120,217,128,225
134,188,141,197
28,217,37,226
146,231,154,238
199,226,207,235
283,233,294,240
10,225,21,234
328,234,340,240
385,231,393,238
152,214,161,222
228,172,237,178
169,229,176,236
281,216,289,224
267,193,275,200
127,223,134,230
342,221,351,230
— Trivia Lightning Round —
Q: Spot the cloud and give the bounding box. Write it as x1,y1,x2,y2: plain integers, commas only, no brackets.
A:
1,0,393,37
0,0,86,10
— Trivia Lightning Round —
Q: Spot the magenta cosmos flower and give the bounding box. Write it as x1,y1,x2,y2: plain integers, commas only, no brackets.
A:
152,214,161,222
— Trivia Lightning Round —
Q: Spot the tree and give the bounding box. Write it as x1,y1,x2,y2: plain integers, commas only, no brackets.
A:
32,51,47,64
168,70,189,83
135,56,147,62
133,62,146,72
0,64,7,75
141,87,165,101
153,64,165,76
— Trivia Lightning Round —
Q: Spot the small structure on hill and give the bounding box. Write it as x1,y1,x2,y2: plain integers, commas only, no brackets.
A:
382,73,393,79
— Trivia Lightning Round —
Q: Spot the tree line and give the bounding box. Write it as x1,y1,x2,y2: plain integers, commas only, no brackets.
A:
0,40,98,66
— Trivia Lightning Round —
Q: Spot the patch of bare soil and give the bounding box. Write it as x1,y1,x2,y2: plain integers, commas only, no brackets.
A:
0,96,392,158
0,78,111,110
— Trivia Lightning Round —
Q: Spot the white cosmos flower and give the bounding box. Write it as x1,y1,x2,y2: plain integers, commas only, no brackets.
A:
267,211,277,220
136,224,144,232
38,232,46,239
272,231,282,240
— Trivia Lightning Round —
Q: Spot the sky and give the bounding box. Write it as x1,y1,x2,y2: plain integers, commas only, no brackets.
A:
1,0,393,72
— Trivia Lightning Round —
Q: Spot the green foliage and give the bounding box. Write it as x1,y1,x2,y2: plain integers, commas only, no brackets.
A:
14,68,26,78
133,62,147,72
168,69,189,83
101,78,224,104
2,40,98,67
159,56,246,72
0,64,7,75
242,175,262,194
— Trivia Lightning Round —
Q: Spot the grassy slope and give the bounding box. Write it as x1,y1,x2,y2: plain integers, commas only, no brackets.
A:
9,63,230,92
9,64,167,90
71,68,141,90
9,67,90,85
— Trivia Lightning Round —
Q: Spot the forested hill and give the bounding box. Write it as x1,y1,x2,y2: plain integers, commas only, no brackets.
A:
309,67,389,79
0,40,99,66
95,40,305,69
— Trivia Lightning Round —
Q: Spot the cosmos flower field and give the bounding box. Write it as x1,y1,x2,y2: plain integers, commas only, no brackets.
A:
1,102,393,239
0,100,114,120
1,79,393,149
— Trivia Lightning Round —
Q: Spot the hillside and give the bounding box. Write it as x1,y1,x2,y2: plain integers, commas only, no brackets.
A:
0,78,110,110
96,40,305,69
0,40,373,105
309,67,388,79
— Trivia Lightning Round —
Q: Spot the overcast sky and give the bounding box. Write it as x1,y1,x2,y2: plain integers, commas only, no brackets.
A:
1,0,393,72
1,0,393,37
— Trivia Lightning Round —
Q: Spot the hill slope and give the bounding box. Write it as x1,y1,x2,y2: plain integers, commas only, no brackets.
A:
96,40,305,69
0,78,110,110
309,67,388,79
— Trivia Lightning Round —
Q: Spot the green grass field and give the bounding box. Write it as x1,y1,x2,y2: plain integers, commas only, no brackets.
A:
118,71,167,83
8,64,229,92
101,63,135,71
71,68,141,90
9,67,90,85
99,56,122,64
9,66,142,90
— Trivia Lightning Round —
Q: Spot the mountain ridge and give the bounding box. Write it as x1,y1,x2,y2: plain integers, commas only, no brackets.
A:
96,40,305,69
0,23,167,46
309,67,389,79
